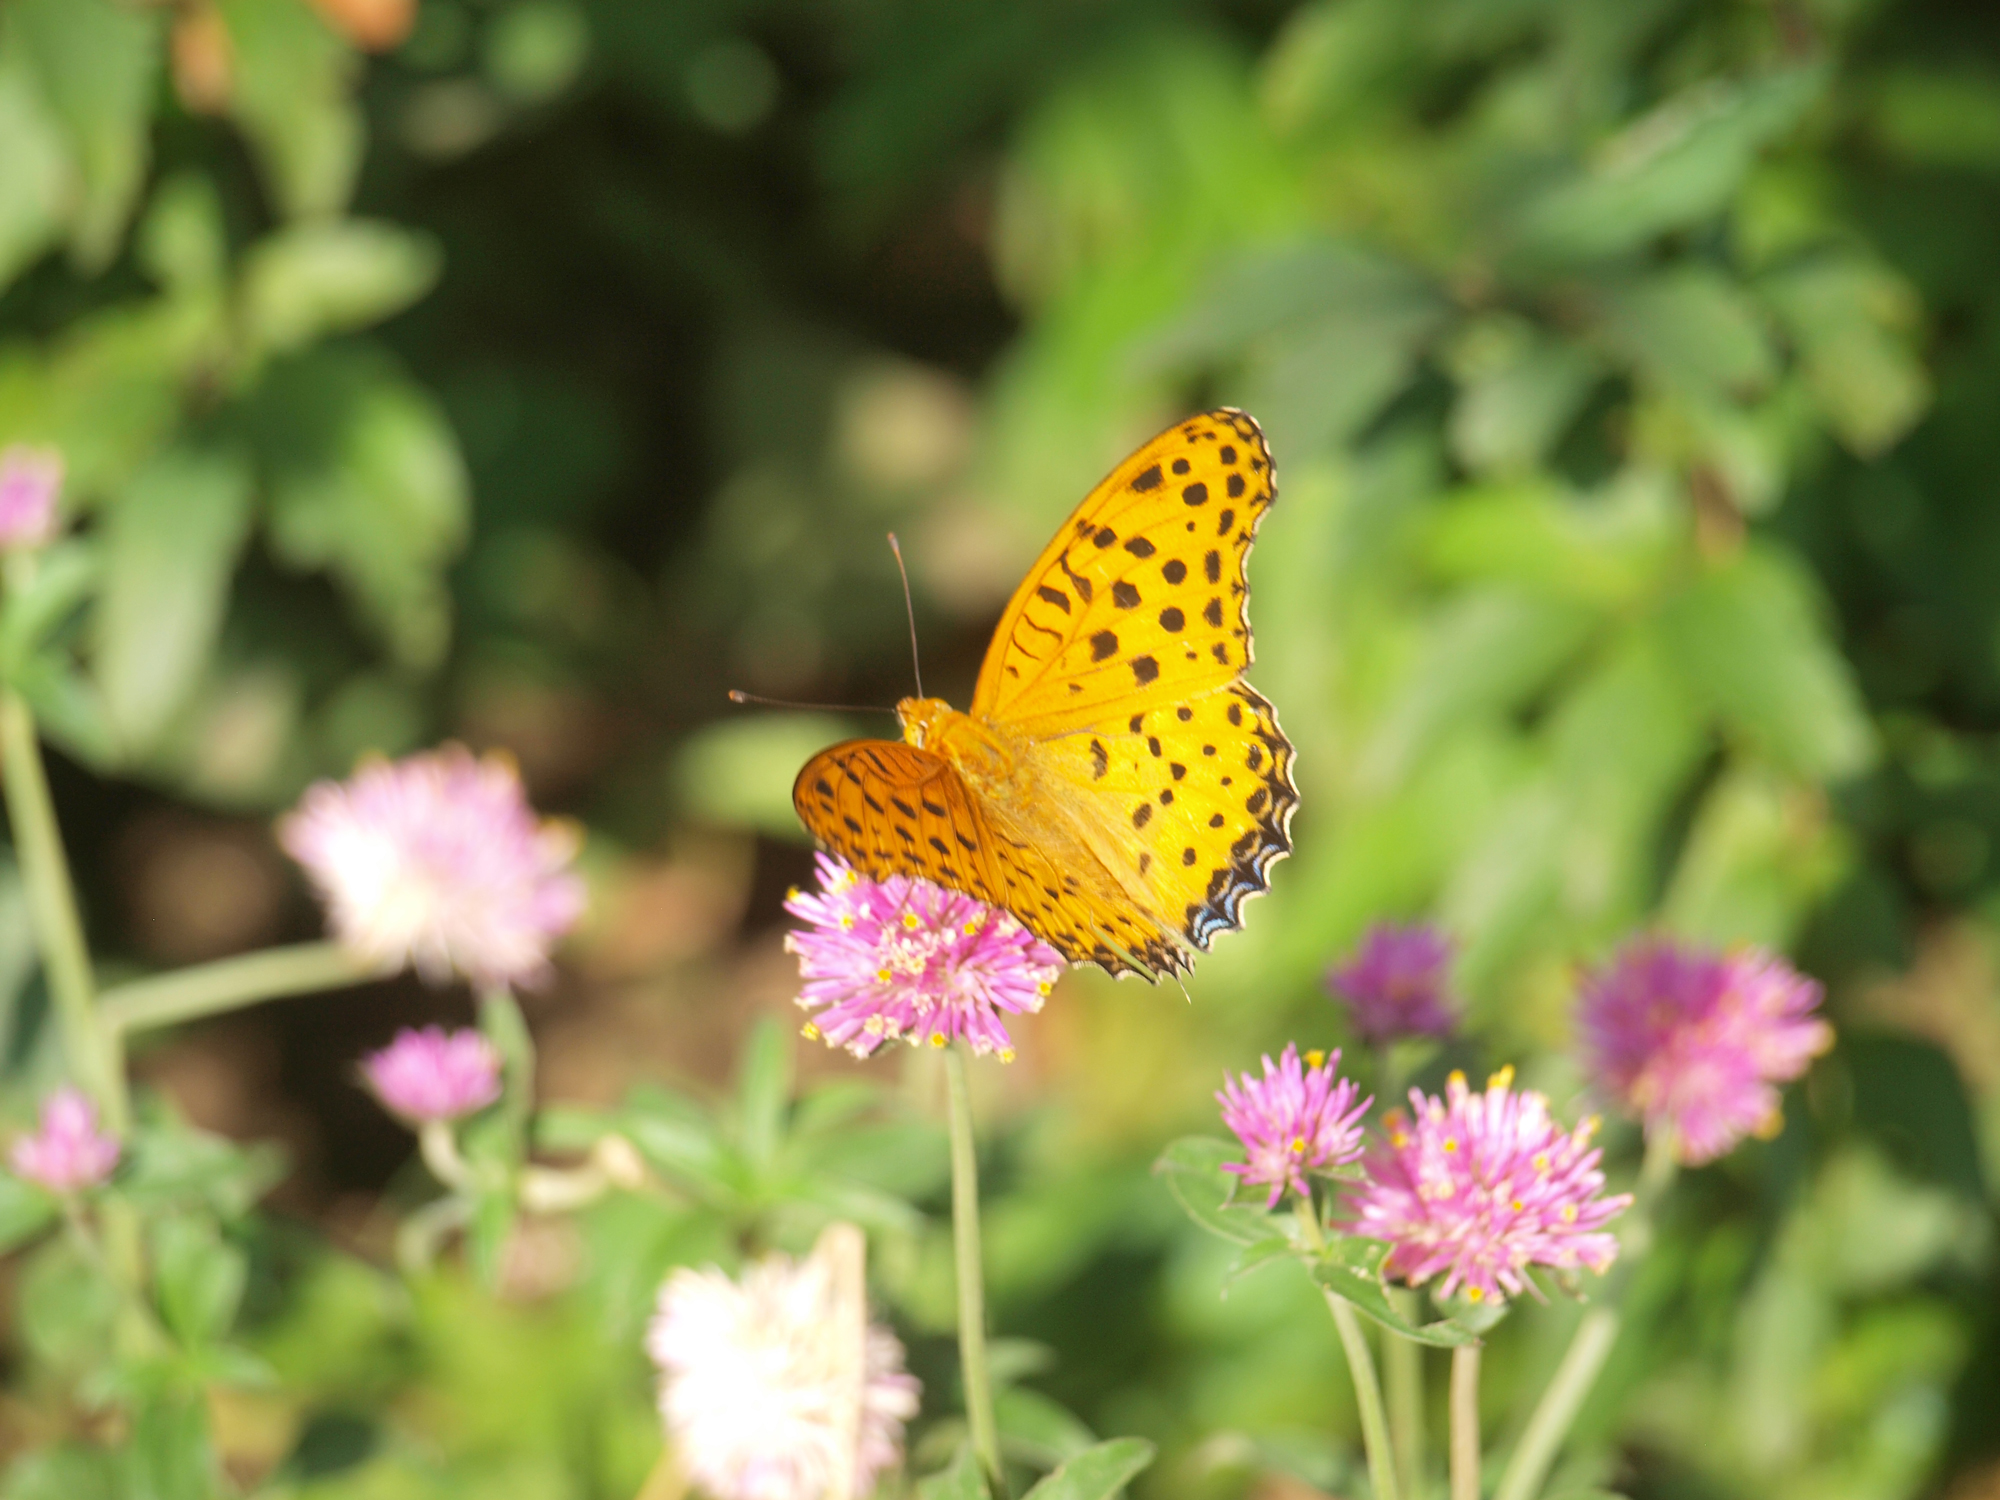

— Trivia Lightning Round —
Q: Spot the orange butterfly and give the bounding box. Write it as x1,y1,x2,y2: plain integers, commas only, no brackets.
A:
793,409,1296,980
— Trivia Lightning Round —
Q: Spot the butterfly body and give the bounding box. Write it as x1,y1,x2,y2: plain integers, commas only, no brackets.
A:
795,409,1298,981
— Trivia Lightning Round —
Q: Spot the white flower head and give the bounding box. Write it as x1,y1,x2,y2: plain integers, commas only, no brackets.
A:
647,1236,918,1500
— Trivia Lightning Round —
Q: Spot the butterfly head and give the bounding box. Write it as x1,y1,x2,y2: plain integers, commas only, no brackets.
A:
899,696,1013,787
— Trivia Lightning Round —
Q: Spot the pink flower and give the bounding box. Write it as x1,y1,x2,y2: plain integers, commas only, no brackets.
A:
0,446,62,550
648,1249,920,1500
1348,1069,1630,1306
783,855,1062,1062
279,745,585,989
9,1087,118,1193
361,1026,503,1124
1216,1044,1371,1208
1577,937,1833,1166
1328,922,1457,1046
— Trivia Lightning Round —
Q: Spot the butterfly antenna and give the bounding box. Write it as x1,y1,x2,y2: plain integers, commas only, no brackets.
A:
887,533,924,699
727,690,898,716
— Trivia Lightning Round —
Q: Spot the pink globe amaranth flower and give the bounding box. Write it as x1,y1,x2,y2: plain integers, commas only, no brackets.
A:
1216,1043,1371,1208
361,1026,503,1124
0,445,62,550
1328,921,1457,1047
1577,937,1833,1166
648,1251,920,1500
1348,1068,1630,1306
783,854,1062,1062
279,745,585,989
9,1087,118,1194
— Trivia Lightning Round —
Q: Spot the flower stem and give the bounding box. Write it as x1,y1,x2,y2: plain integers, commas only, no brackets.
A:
0,689,112,1118
1490,1307,1616,1500
1386,1289,1426,1493
1326,1291,1403,1500
1491,1134,1677,1500
1450,1343,1481,1500
97,941,377,1040
1294,1195,1401,1500
942,1044,1005,1497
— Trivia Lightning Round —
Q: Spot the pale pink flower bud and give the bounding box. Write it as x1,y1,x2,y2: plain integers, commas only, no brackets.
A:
9,1087,118,1193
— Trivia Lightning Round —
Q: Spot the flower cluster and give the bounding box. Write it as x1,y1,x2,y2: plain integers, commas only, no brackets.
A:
1347,1069,1629,1305
0,445,62,551
783,855,1062,1062
280,745,585,989
1217,1044,1370,1207
9,1087,118,1194
1577,937,1832,1165
362,1026,504,1125
1327,921,1457,1047
648,1250,919,1500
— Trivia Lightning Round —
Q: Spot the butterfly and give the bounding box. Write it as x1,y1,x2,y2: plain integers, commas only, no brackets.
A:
793,408,1296,980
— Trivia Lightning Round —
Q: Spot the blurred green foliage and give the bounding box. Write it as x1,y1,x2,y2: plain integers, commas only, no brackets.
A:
0,0,1998,1497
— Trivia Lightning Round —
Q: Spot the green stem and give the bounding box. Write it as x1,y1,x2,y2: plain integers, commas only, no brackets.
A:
1373,1045,1424,1492
1386,1290,1426,1495
0,689,112,1119
1490,1309,1616,1500
943,1044,1005,1497
1299,1198,1401,1500
98,941,377,1039
1450,1344,1481,1500
1491,1132,1678,1500
1328,1291,1403,1500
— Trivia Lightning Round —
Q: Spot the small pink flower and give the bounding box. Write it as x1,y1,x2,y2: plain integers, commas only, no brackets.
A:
361,1026,503,1124
279,745,585,988
1577,937,1833,1166
9,1087,118,1194
784,855,1062,1061
0,446,62,550
1348,1068,1630,1306
1328,922,1457,1046
1217,1044,1371,1208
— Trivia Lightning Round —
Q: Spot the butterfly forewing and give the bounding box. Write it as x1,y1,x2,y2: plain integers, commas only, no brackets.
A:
971,409,1275,735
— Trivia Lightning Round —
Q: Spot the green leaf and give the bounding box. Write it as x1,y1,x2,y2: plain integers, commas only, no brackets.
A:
124,1387,216,1500
1,1444,124,1500
0,52,70,291
465,1181,517,1292
258,351,470,669
18,1239,119,1374
1598,267,1777,401
240,221,442,359
997,1386,1099,1468
1020,1437,1156,1500
137,175,228,296
1762,251,1930,457
1510,67,1825,265
9,0,160,271
1309,1238,1480,1347
0,539,99,673
1221,1234,1297,1289
478,988,536,1153
151,1214,247,1350
917,1443,990,1500
10,653,118,770
1153,1137,1278,1246
1659,545,1877,781
120,1117,286,1217
0,1173,56,1254
620,1085,732,1201
733,1015,793,1169
674,711,859,836
1448,324,1602,477
93,446,255,755
218,0,363,219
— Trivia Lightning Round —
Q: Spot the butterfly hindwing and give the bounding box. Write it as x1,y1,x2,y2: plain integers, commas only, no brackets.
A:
793,738,1181,975
971,408,1275,735
793,740,1001,907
